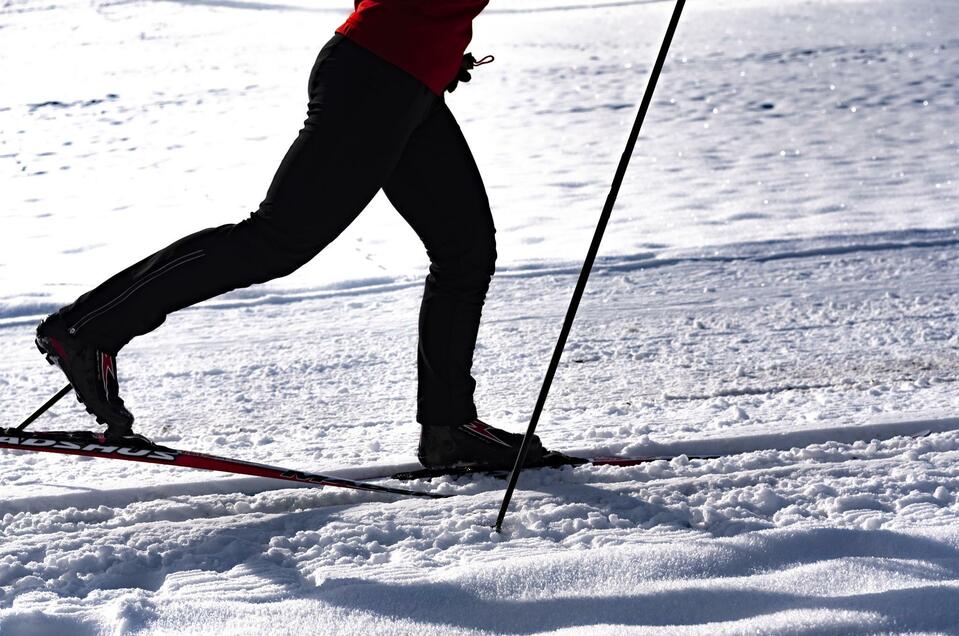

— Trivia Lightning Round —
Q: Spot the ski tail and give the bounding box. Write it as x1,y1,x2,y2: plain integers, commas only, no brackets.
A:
0,428,448,499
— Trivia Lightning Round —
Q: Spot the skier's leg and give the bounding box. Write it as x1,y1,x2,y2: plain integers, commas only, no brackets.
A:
38,36,437,432
382,100,497,428
55,36,436,354
383,100,553,469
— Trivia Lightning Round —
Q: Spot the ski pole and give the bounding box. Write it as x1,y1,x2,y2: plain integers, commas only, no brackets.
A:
15,383,73,431
494,0,687,533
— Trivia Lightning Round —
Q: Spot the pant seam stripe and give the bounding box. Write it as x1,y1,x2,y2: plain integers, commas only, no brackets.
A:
70,250,207,334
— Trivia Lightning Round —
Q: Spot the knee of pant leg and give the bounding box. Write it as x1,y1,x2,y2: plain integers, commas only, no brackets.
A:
484,227,498,277
467,225,497,280
428,228,496,296
226,215,319,281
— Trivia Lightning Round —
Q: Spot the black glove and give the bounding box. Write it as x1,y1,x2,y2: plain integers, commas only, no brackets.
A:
446,53,495,93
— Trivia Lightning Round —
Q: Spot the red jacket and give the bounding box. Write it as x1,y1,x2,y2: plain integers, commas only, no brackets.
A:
336,0,490,95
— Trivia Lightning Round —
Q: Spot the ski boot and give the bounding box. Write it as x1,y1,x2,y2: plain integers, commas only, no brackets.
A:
36,313,136,440
417,419,571,470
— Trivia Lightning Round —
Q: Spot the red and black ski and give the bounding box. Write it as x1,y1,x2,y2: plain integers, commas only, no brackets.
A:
0,425,717,488
0,428,448,499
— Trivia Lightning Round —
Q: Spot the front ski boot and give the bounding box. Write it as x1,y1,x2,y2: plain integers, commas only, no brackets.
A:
36,313,135,438
418,419,569,470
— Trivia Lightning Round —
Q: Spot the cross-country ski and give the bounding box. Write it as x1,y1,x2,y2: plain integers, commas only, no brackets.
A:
0,427,447,499
3,0,959,633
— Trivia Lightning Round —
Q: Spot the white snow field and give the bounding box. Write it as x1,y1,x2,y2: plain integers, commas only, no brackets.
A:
2,0,959,634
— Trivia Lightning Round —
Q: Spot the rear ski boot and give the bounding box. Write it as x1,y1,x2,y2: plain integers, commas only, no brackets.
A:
36,313,136,438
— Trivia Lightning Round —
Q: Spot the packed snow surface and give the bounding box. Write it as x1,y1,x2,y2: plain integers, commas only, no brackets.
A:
2,0,959,634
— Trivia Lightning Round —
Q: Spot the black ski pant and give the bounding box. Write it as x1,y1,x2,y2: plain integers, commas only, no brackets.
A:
56,35,496,427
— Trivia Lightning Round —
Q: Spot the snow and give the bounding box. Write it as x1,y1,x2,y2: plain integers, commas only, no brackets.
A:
2,0,959,633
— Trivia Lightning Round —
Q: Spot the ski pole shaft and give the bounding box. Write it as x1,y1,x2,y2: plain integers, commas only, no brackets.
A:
494,0,687,532
15,383,73,431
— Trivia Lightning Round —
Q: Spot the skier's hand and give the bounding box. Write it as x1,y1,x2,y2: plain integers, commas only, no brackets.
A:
446,53,494,93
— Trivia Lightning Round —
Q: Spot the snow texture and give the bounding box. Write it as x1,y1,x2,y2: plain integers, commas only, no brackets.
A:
2,0,959,634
